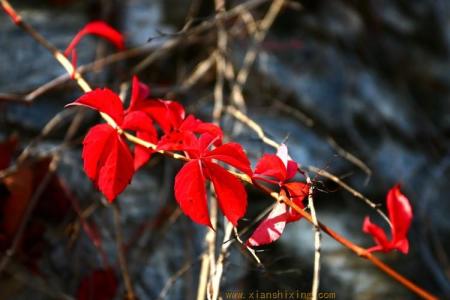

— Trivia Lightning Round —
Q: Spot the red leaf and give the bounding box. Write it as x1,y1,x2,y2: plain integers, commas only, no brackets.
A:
122,110,156,134
284,182,308,222
157,130,197,152
205,142,252,176
174,160,211,227
363,217,390,252
76,268,117,300
246,202,288,247
66,88,124,125
179,115,223,144
205,161,247,226
96,135,134,202
82,124,115,180
387,185,412,244
65,21,125,56
126,76,150,113
253,154,286,182
133,99,185,133
362,185,413,254
82,124,134,202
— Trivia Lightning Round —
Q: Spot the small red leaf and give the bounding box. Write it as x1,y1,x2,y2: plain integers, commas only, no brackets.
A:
253,154,286,182
134,99,185,133
205,143,252,176
174,160,211,227
246,202,288,247
205,161,247,226
127,76,150,113
362,185,413,254
66,89,124,125
65,21,125,56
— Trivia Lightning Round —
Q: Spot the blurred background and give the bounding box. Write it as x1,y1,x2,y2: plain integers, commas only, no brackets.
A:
0,0,449,299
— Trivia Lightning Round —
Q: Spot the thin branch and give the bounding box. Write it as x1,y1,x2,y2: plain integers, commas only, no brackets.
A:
273,100,372,181
305,172,321,300
208,220,233,300
112,204,136,300
225,104,390,227
230,0,286,112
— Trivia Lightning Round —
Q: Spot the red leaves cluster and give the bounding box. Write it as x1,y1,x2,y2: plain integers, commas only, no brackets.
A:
363,185,413,254
66,75,251,226
67,83,157,202
65,66,413,254
247,145,309,246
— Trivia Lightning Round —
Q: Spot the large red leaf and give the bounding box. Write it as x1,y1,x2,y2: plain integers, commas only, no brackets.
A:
205,161,247,226
67,89,124,125
82,124,116,181
179,115,223,144
82,124,134,202
122,110,157,136
205,143,252,176
96,135,134,202
174,160,211,227
127,76,150,113
65,21,125,56
284,182,308,222
246,202,288,247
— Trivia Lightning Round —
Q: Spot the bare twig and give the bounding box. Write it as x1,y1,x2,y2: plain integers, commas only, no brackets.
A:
230,0,286,112
132,0,271,74
225,104,390,226
208,220,233,300
274,100,372,181
305,172,321,300
112,204,136,300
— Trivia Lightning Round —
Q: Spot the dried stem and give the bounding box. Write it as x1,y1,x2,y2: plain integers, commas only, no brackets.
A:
305,173,321,300
112,204,136,300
